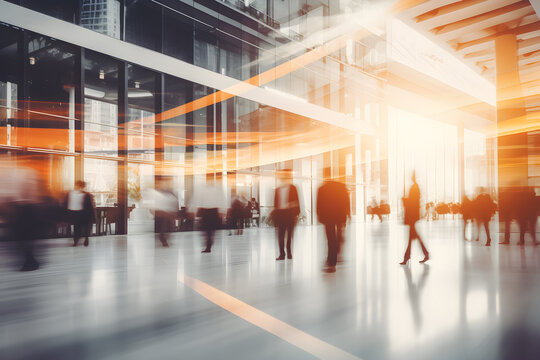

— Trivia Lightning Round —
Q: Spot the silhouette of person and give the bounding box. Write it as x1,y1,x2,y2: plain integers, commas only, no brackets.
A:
230,193,248,235
317,171,350,273
272,169,300,260
153,177,179,247
461,194,474,241
401,173,429,265
472,187,495,246
0,162,42,271
192,178,227,253
516,187,538,246
499,187,518,245
65,181,96,247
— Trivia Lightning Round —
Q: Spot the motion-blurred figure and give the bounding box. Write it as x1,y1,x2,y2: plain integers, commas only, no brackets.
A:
401,173,429,265
153,177,179,247
499,187,518,245
317,174,350,273
230,193,248,235
461,195,474,241
0,160,41,271
249,197,260,227
192,179,227,253
472,187,495,246
65,181,96,247
516,187,538,246
272,170,300,260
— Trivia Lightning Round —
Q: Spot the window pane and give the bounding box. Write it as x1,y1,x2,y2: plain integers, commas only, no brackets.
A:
0,25,20,147
163,8,193,63
84,158,118,207
27,35,77,152
125,0,162,52
80,0,121,39
21,0,78,23
163,75,189,161
84,51,119,156
127,64,156,161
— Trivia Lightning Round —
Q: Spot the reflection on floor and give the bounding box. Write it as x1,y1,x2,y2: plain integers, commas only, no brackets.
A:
1,220,540,360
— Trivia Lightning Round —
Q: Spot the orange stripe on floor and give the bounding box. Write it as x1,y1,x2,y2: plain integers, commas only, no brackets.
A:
178,273,362,360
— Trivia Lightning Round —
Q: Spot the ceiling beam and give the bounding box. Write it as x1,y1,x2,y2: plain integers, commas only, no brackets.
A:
464,48,493,58
431,1,531,35
456,21,540,50
474,48,540,66
391,0,430,14
518,35,540,49
415,0,488,23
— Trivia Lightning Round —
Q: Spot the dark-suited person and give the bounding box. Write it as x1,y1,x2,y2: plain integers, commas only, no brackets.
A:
473,187,495,246
499,187,518,245
401,173,429,265
0,161,42,271
65,181,96,247
317,174,350,273
461,195,474,241
191,179,227,253
272,170,300,260
517,187,539,246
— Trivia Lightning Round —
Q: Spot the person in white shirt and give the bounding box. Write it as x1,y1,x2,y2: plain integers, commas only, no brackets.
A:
65,181,96,247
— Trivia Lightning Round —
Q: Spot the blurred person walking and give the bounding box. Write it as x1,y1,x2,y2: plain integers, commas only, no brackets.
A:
400,173,429,265
230,193,248,235
272,170,300,260
499,187,519,245
192,178,227,253
461,195,474,241
153,177,179,247
0,161,42,271
516,187,539,246
65,181,96,247
472,187,496,246
317,172,350,273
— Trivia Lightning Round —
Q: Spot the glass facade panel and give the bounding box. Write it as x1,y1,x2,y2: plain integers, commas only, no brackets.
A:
21,0,78,23
80,0,121,39
127,64,156,161
85,157,118,206
163,75,189,161
125,0,162,52
26,35,77,152
0,25,20,147
127,162,154,234
84,50,119,156
163,8,193,63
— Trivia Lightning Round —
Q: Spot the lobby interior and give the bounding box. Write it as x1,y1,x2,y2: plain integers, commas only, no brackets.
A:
0,0,539,359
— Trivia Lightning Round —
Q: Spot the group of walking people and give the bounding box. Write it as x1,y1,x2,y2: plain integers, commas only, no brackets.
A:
2,160,538,273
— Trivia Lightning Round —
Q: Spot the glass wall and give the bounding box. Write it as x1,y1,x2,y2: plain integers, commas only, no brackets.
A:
80,0,121,39
0,24,19,147
388,107,459,218
27,34,78,152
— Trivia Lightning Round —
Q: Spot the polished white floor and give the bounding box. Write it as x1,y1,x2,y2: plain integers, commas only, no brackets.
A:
1,220,540,360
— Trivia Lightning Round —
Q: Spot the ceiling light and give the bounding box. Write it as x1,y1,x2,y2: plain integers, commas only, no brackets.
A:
99,69,105,80
85,87,105,98
128,90,153,98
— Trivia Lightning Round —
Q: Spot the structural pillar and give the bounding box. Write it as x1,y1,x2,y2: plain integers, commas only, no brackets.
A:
457,122,465,198
494,34,528,190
